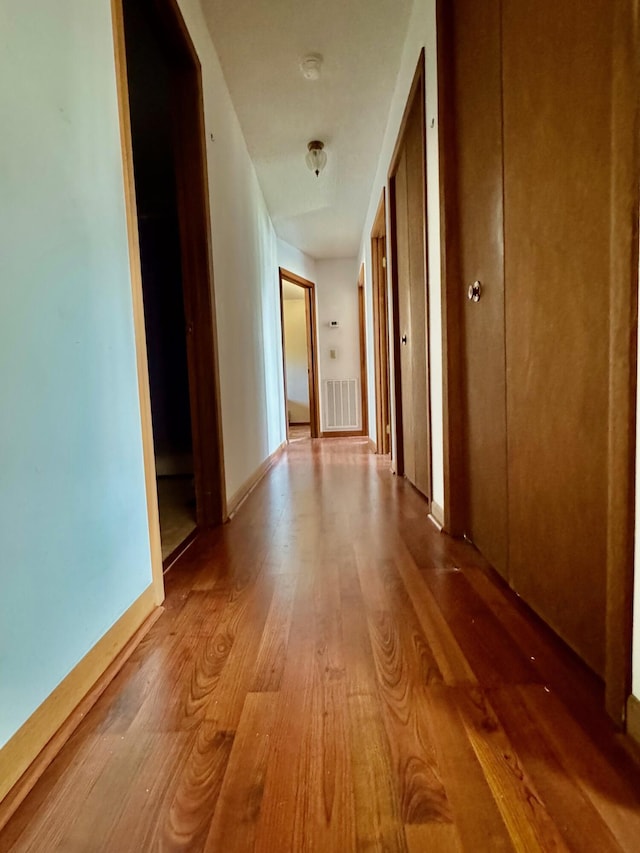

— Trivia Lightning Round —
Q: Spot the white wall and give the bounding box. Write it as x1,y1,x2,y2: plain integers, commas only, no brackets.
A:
278,238,317,285
0,0,153,749
315,258,362,432
0,0,294,760
283,299,310,423
178,0,286,502
358,0,443,504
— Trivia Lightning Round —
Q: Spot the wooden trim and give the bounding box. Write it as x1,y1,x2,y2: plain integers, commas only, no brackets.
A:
371,191,391,455
0,586,160,826
358,263,369,437
279,268,316,289
371,189,391,453
436,0,467,536
279,268,321,440
604,0,639,723
321,430,365,439
368,438,377,454
387,172,405,475
111,0,164,604
628,695,640,748
226,442,286,519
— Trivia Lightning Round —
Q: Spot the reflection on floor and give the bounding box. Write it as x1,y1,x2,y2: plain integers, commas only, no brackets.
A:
5,438,640,849
288,423,310,441
156,475,196,560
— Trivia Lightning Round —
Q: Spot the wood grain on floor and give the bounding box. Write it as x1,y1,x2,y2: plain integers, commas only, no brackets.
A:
2,438,639,852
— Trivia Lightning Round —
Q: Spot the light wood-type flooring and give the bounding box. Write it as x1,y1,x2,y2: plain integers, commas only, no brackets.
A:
2,438,640,851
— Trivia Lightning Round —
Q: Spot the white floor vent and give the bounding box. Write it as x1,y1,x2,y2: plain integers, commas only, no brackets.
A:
325,379,359,429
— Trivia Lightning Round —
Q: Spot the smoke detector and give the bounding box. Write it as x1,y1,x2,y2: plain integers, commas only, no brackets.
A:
300,54,323,81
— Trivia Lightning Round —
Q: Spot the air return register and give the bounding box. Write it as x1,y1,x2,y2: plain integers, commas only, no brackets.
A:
324,379,359,429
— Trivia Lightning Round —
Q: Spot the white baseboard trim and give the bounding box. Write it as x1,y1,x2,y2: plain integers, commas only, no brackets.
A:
429,500,445,530
226,442,286,520
628,694,640,749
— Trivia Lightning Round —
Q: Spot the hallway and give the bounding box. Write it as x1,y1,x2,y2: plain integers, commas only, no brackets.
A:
2,438,640,852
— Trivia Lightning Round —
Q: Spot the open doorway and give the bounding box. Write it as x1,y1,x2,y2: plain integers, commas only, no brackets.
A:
279,268,320,440
118,0,224,566
357,264,369,439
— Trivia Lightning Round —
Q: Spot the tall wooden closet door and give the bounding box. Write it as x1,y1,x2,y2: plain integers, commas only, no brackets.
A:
502,0,612,674
392,69,431,500
405,85,431,499
394,149,416,485
450,0,508,577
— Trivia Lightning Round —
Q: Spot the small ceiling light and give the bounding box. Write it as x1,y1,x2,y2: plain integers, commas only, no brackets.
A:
306,140,327,177
300,53,323,81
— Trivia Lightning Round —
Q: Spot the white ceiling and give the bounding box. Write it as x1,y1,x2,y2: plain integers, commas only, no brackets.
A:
200,0,412,260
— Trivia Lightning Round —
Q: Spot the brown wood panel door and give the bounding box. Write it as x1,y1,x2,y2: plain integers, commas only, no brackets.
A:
389,57,431,500
394,149,416,484
450,0,508,577
502,0,612,675
405,88,430,499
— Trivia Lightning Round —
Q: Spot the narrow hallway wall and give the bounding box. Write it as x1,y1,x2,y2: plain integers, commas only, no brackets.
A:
0,0,154,777
177,0,286,506
358,0,442,509
0,0,294,800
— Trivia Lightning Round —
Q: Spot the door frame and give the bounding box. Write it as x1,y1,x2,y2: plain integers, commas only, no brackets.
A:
371,191,391,454
387,49,431,488
436,0,639,724
279,268,321,439
357,264,369,438
112,0,226,574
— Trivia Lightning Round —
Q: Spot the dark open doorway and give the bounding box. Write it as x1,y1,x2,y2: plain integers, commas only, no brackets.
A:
118,0,225,566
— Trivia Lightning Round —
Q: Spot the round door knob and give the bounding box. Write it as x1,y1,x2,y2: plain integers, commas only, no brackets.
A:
468,281,482,302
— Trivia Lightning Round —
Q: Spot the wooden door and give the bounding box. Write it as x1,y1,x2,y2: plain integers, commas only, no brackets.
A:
502,0,612,675
389,59,431,499
442,0,624,677
448,0,508,577
394,148,416,482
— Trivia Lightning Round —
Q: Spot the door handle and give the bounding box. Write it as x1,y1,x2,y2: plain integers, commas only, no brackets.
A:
468,281,482,302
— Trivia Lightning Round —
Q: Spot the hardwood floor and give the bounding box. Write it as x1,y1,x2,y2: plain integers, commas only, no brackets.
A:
2,437,640,851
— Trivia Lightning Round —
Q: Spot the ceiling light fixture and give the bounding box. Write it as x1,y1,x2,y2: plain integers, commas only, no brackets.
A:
300,53,323,81
306,140,327,177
